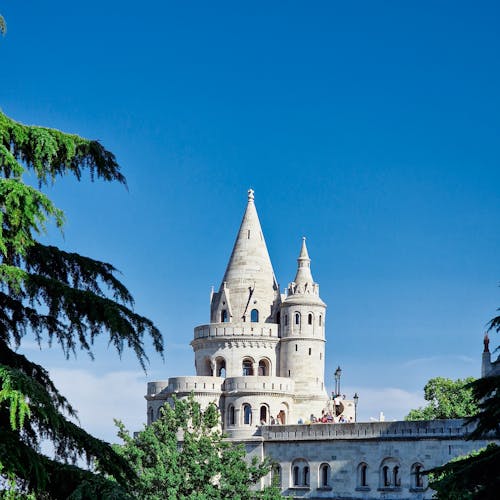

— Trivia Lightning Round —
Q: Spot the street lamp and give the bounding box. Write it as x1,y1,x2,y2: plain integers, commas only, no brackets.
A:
334,366,342,396
353,393,359,422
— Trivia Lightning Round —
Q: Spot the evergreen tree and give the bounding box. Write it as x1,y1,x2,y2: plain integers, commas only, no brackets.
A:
0,111,163,498
114,396,283,500
428,307,500,499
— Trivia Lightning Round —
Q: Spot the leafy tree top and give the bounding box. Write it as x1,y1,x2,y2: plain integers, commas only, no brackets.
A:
405,376,479,421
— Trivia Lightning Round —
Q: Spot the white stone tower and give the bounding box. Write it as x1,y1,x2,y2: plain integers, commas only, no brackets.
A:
279,237,328,419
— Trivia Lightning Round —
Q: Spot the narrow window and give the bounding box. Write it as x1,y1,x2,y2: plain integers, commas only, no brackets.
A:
272,465,281,487
321,464,329,487
393,466,400,487
228,405,235,426
247,230,250,239
319,315,322,326
293,466,299,486
243,404,252,425
295,344,298,352
288,370,291,376
148,407,153,424
251,309,259,322
295,312,300,325
383,466,390,487
308,313,313,325
259,405,267,424
415,464,423,488
308,348,311,355
320,352,322,360
221,309,228,322
303,466,309,486
360,463,367,487
284,314,288,326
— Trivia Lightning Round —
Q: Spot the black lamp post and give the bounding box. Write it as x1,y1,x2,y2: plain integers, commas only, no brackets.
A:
353,392,359,422
334,366,342,396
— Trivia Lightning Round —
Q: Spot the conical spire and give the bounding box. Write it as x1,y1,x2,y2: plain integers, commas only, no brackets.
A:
294,237,314,285
210,189,280,323
285,237,323,303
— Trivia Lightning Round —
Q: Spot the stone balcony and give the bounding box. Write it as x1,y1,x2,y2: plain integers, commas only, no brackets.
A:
193,322,280,340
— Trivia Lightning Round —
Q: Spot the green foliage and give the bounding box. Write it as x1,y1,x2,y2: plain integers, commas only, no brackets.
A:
427,307,500,499
429,443,500,499
0,110,163,498
114,396,283,500
405,377,479,420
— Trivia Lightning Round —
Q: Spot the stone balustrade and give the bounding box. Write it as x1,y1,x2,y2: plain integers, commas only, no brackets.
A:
194,323,280,340
223,376,295,394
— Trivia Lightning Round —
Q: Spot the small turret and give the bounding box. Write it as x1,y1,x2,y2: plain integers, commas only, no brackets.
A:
482,332,492,377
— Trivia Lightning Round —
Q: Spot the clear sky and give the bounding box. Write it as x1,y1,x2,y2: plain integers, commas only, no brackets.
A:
2,1,499,442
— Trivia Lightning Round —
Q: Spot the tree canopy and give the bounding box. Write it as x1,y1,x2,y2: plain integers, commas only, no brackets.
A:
405,376,479,421
0,110,163,498
114,396,282,500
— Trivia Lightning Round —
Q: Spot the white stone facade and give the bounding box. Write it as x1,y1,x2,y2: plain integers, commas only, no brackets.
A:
145,190,499,498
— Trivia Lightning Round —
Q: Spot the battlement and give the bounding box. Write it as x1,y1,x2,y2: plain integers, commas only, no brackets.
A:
147,376,224,397
261,419,477,441
193,323,279,340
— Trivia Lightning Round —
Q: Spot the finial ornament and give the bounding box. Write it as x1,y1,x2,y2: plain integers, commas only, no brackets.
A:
248,188,255,201
484,332,490,353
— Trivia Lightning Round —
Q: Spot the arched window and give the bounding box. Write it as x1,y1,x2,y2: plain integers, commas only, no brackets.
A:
319,315,322,326
358,462,368,487
383,466,390,487
303,466,309,486
216,358,226,378
251,309,259,322
242,359,253,376
393,466,400,487
148,407,154,424
295,312,300,325
228,405,235,426
221,309,228,322
411,463,424,489
258,359,269,376
319,463,331,487
243,404,252,425
260,405,268,424
380,458,400,489
284,314,288,326
308,313,313,325
291,459,309,487
272,464,281,488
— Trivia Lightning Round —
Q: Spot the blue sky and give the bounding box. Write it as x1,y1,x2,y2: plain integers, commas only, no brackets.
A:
2,1,499,441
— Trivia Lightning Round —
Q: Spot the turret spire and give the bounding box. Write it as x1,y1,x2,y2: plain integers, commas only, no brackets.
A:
210,190,280,323
294,237,314,285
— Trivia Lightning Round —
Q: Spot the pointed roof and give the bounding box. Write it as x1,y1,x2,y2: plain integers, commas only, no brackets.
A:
294,237,314,285
214,189,279,321
285,237,325,306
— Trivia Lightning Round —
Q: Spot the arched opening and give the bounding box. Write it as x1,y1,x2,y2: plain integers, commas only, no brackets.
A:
308,313,313,325
250,309,259,322
272,464,281,488
205,358,213,376
260,405,268,424
242,359,254,376
243,404,252,425
284,314,288,326
216,358,226,378
221,309,228,323
148,406,153,424
320,463,330,487
383,466,390,487
258,359,270,376
412,463,424,488
319,315,322,326
291,459,309,487
295,312,300,325
228,405,235,426
393,466,400,487
358,462,368,487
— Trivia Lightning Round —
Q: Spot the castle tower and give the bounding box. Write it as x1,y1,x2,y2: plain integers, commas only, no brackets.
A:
192,189,282,382
280,237,328,419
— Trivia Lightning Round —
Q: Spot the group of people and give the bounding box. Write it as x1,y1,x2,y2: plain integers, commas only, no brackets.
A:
297,410,352,425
